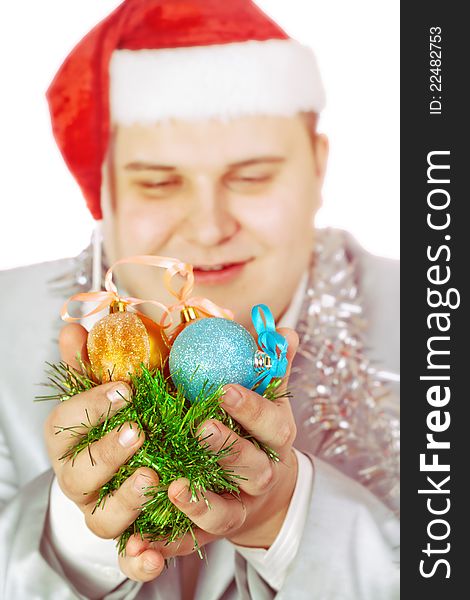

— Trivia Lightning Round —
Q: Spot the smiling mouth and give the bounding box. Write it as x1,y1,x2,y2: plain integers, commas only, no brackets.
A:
192,259,253,283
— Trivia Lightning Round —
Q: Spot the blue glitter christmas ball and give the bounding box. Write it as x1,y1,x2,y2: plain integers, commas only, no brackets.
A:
169,318,258,402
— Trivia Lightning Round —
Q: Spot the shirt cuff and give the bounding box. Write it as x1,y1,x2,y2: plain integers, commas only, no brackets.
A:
234,448,314,591
46,476,127,599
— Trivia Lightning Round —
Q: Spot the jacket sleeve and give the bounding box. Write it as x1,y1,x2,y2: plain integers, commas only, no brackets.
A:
0,425,16,510
234,456,400,600
0,423,142,600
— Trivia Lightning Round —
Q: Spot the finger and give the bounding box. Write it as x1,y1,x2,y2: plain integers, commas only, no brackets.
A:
169,478,246,537
119,528,217,583
218,328,298,455
58,422,144,503
125,529,218,559
82,468,159,539
44,381,132,459
198,420,276,496
59,323,89,369
119,547,165,583
220,385,297,456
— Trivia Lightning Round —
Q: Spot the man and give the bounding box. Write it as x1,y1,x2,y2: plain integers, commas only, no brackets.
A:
0,1,399,598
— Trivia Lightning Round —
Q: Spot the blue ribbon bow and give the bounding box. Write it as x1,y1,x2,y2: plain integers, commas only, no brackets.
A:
251,304,289,394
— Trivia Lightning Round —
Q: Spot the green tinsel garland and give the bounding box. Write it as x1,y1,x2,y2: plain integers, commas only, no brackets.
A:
38,361,284,555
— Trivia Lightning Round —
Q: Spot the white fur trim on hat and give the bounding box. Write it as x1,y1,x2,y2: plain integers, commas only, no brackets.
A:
109,39,326,124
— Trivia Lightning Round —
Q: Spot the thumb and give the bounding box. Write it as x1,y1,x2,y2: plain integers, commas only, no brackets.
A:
58,323,89,370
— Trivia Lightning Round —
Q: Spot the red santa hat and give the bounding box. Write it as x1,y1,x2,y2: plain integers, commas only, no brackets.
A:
47,0,326,220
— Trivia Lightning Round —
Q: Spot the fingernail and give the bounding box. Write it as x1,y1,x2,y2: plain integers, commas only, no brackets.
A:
134,474,151,494
119,425,139,447
143,558,160,573
223,386,242,408
107,384,130,405
175,484,192,503
200,421,220,442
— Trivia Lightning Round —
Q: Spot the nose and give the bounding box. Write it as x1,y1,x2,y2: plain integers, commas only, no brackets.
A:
180,178,239,247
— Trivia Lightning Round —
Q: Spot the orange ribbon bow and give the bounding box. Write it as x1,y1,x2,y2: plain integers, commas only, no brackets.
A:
61,255,234,328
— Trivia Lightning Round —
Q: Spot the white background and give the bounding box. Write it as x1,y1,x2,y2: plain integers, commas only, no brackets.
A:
0,1,399,270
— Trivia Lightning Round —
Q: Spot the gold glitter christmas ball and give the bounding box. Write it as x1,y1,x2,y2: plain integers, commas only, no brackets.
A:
138,313,170,370
87,311,151,383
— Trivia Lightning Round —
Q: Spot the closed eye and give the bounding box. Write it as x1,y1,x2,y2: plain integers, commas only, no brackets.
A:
225,172,276,192
133,176,183,197
139,180,180,188
235,175,273,182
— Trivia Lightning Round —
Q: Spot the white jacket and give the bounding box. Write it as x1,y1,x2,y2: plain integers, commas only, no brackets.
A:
0,230,399,599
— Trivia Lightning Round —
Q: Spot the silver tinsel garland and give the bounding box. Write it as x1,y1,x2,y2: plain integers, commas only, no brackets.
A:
51,228,400,514
291,229,400,514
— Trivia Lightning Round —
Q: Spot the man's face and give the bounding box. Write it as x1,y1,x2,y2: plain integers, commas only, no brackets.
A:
102,115,327,330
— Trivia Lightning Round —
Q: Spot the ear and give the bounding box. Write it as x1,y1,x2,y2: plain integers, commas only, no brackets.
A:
313,133,329,185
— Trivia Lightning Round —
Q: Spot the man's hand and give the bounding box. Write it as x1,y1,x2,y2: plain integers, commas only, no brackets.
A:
121,327,300,581
44,324,167,579
45,323,299,583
